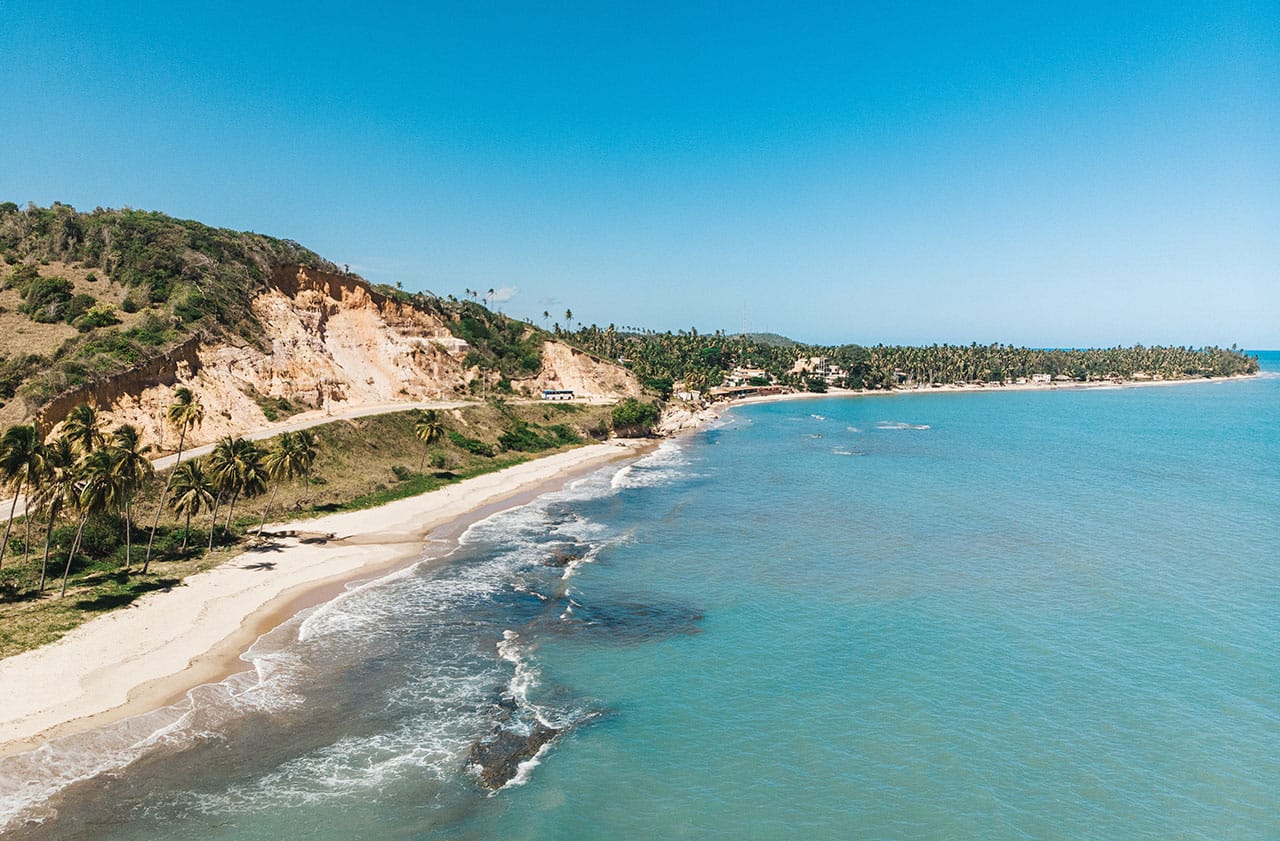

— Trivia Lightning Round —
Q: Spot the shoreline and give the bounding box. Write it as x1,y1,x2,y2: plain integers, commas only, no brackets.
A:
717,370,1262,409
0,370,1259,757
0,439,650,758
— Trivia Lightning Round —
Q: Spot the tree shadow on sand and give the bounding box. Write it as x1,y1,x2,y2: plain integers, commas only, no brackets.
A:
73,577,181,612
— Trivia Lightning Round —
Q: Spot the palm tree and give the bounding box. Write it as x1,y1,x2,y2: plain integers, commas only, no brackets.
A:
257,432,299,537
109,424,153,571
168,461,213,553
145,387,204,571
59,447,121,598
413,409,444,471
208,437,267,550
564,309,573,332
62,404,105,455
254,429,319,538
34,438,74,592
0,424,45,572
294,430,318,491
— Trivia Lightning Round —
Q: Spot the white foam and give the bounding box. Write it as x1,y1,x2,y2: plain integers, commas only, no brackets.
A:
876,421,931,430
610,439,694,490
497,739,555,792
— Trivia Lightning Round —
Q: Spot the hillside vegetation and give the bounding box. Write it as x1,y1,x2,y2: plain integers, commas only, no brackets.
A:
0,202,559,426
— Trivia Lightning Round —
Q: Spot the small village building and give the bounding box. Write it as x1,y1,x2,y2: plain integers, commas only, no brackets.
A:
725,367,772,387
708,384,790,400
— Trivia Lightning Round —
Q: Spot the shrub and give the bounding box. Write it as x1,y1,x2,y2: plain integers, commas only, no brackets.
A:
120,296,140,313
644,376,674,398
75,303,122,331
391,465,414,481
546,423,580,445
447,429,495,457
63,293,97,325
20,275,74,322
611,399,660,437
6,262,39,292
498,421,554,452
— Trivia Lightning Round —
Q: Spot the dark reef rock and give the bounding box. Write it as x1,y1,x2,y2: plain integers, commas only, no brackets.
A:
542,548,583,568
469,720,562,790
553,598,703,643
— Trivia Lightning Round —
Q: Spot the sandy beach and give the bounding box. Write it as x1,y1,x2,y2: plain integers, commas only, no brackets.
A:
0,440,647,758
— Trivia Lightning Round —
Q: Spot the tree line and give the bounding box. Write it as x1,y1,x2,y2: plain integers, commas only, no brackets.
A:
0,386,318,599
561,324,1260,395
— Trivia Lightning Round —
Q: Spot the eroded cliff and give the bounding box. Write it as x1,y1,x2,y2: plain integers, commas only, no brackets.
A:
35,266,640,451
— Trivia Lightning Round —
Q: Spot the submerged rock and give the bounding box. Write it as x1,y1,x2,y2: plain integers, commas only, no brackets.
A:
553,598,703,643
468,720,562,790
542,548,583,568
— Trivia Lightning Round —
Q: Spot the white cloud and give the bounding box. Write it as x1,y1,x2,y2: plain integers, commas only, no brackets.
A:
488,286,518,303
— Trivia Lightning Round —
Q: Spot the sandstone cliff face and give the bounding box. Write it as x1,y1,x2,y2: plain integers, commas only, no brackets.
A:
40,266,641,452
515,342,644,402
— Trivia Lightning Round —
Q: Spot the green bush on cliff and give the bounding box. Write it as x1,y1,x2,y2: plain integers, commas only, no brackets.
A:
611,398,660,437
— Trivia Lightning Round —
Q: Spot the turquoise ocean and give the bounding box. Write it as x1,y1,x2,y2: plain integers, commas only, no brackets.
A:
2,354,1277,839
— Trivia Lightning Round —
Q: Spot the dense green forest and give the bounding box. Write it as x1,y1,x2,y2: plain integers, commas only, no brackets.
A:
563,324,1260,395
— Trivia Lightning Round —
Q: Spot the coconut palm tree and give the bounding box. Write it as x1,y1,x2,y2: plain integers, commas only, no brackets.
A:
145,387,204,571
254,429,318,537
413,409,444,471
62,404,105,455
109,424,153,571
59,447,121,598
0,424,45,572
208,437,267,550
257,432,301,538
294,430,318,491
34,438,74,592
168,461,213,553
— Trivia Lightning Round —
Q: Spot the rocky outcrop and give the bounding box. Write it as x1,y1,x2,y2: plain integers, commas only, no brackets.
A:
656,400,719,436
468,716,562,790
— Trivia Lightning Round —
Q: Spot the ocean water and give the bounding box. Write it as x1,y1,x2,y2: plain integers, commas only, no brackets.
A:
2,356,1278,840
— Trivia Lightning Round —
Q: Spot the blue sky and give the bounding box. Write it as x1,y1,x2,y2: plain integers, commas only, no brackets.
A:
2,1,1277,347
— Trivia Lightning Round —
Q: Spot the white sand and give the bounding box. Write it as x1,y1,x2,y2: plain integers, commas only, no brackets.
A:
0,440,644,756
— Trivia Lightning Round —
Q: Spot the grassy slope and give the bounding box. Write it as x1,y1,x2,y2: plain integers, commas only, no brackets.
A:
0,400,614,659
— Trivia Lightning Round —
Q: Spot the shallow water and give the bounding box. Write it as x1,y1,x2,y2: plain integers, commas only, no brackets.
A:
3,355,1277,839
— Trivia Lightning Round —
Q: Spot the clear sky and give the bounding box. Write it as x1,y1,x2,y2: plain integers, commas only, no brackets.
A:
2,1,1277,347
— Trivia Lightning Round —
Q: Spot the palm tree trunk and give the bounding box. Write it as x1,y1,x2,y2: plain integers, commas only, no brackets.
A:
23,507,32,567
224,492,239,532
0,476,24,571
256,482,280,539
122,499,132,572
38,513,55,593
208,492,222,554
59,512,89,598
181,510,191,553
144,426,187,571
